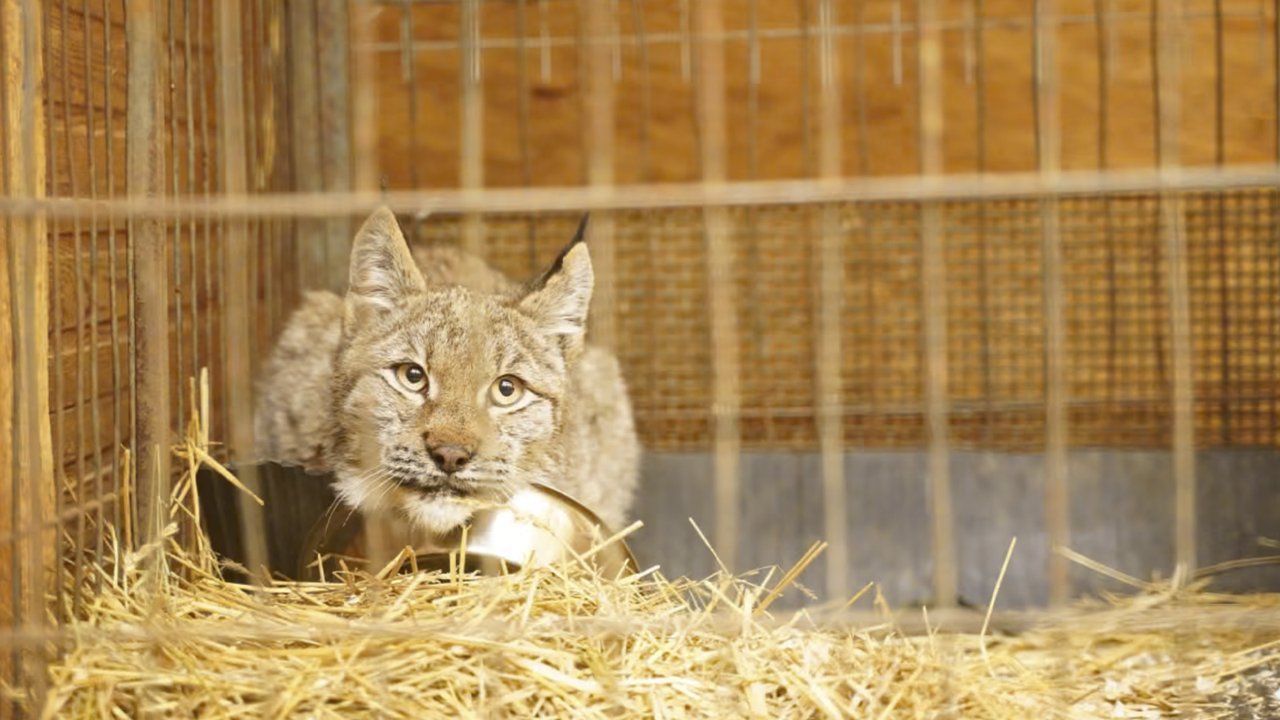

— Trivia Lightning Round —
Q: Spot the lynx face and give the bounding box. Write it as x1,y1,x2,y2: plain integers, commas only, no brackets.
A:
330,210,593,534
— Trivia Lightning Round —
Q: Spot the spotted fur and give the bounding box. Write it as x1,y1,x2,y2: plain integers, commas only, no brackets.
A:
254,208,639,538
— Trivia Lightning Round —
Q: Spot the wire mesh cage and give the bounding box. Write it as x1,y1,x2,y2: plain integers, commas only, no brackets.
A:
2,0,1279,714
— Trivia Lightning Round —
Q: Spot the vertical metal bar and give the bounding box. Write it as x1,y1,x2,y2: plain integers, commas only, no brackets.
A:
1274,0,1280,447
127,0,172,548
104,0,123,535
183,0,199,401
744,0,768,447
975,0,993,446
400,0,419,192
628,0,658,434
196,0,222,451
585,0,617,352
1095,0,1118,430
82,0,105,584
797,0,814,178
170,0,188,435
58,0,89,606
695,0,739,572
854,0,883,450
217,0,268,578
125,0,140,547
516,0,537,271
0,6,15,676
41,0,64,624
679,0,690,83
1213,0,1229,444
1034,0,1069,606
854,0,869,176
460,0,484,258
538,0,551,82
918,0,957,608
3,0,52,701
317,0,352,292
815,0,848,601
352,0,379,193
1156,0,1196,581
288,0,323,285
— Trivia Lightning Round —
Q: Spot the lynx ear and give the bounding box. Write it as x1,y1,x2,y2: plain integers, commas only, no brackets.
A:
346,207,425,322
519,215,593,348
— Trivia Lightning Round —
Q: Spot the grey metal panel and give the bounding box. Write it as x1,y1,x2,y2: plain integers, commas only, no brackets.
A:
1197,450,1280,593
629,452,719,582
951,452,1049,609
739,453,825,608
841,451,933,608
203,450,1279,606
1066,451,1176,597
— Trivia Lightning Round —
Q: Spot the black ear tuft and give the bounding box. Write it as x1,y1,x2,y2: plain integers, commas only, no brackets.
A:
571,213,590,245
530,213,590,291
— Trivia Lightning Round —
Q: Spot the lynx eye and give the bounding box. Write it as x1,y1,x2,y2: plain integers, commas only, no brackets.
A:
394,363,429,393
489,375,526,407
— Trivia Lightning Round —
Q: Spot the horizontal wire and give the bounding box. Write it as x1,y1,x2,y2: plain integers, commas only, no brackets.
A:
11,164,1280,220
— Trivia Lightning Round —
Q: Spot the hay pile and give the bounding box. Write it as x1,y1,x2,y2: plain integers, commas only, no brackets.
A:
35,409,1280,718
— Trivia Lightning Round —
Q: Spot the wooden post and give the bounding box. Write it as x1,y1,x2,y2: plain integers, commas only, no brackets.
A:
127,0,171,548
1,0,53,705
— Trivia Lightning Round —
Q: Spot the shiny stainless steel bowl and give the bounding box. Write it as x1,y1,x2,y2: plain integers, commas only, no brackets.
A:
298,483,637,581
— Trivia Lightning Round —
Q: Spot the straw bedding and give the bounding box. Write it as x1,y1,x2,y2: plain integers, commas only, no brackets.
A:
35,416,1280,718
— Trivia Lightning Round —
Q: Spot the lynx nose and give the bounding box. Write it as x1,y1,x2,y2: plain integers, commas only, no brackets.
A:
428,444,472,474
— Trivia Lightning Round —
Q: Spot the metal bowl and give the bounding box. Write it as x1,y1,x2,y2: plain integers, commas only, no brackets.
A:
297,483,637,581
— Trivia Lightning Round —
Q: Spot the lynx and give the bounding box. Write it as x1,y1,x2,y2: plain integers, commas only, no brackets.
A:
254,208,639,540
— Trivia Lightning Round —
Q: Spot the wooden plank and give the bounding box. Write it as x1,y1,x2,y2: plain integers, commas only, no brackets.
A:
2,0,53,706
356,4,1280,188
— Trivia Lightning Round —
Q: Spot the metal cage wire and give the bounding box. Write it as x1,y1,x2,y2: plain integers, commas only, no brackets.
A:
1,0,1279,707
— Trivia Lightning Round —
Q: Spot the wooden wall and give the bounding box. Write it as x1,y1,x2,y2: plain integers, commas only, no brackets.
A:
358,1,1280,453
362,0,1279,187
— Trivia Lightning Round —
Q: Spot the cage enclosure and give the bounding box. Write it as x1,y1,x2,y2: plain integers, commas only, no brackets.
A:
1,0,1279,715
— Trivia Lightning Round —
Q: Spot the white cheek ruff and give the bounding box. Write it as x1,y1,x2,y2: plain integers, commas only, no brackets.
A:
334,472,387,513
405,496,474,534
